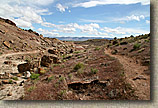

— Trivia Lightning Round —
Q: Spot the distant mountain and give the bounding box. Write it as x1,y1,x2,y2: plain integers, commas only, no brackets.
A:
55,37,113,41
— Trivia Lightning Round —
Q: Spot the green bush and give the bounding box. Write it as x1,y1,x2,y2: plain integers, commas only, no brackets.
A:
95,47,100,51
59,76,65,82
11,76,18,81
74,51,80,54
133,43,141,49
74,62,84,71
9,79,13,84
47,76,54,82
30,73,40,80
91,68,98,74
27,86,35,92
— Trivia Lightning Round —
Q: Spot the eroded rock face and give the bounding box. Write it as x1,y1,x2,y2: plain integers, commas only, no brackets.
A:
41,55,60,67
18,63,31,73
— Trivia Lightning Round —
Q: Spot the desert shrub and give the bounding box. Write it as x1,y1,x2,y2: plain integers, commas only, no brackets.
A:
30,73,40,80
120,41,128,45
138,48,145,53
9,79,13,84
74,50,80,54
133,43,141,49
123,47,127,50
11,76,18,81
95,47,100,51
59,90,66,96
47,76,54,82
112,40,118,45
68,74,72,79
27,86,36,92
74,62,84,71
91,68,98,74
59,76,65,82
111,49,118,54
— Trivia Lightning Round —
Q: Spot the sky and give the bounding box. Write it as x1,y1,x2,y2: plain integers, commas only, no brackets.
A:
0,0,150,38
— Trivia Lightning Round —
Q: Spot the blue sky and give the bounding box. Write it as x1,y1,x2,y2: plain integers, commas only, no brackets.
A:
0,0,150,38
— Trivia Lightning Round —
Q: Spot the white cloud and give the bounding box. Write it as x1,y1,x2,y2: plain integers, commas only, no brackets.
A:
80,19,106,23
127,15,145,21
0,0,53,28
101,26,149,36
73,0,150,8
56,3,68,13
146,20,150,24
37,28,59,36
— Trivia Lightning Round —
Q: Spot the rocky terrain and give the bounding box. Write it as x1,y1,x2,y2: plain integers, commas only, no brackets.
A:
0,17,150,100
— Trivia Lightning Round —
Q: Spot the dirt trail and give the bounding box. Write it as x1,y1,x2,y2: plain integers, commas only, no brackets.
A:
105,48,150,100
0,50,40,59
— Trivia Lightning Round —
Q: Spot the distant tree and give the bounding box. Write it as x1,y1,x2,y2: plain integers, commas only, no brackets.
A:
114,37,117,40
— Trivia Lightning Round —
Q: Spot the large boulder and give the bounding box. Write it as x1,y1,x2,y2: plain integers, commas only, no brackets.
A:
18,63,31,73
41,55,60,67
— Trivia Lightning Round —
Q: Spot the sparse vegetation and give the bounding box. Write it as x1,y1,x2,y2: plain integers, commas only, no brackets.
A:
59,76,65,82
74,51,80,54
27,86,36,92
133,43,141,50
30,73,40,80
95,47,100,51
91,68,98,74
68,74,72,79
8,79,13,84
11,76,18,81
47,75,54,82
73,62,84,71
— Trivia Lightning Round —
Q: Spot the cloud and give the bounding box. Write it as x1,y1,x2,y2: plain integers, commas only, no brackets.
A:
146,20,150,24
56,3,68,13
80,19,106,23
101,26,149,36
73,0,150,8
37,28,59,36
127,15,145,21
0,0,53,28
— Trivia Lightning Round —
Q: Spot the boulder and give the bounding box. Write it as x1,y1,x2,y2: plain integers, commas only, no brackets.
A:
3,41,11,48
48,49,58,55
75,46,84,50
24,71,31,78
41,55,60,67
4,61,12,64
111,49,118,55
18,63,31,73
2,80,9,84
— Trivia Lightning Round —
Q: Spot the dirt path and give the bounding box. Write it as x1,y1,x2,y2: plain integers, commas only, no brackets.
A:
0,50,40,59
105,48,150,100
